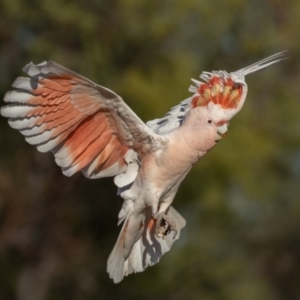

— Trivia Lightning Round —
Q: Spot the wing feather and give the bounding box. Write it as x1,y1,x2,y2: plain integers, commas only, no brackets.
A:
146,98,193,135
60,132,114,177
1,61,167,180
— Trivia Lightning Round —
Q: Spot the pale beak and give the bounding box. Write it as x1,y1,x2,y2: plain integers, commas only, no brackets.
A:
215,124,228,142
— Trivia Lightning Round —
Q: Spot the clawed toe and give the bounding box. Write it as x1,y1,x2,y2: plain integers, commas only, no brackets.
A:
156,214,177,239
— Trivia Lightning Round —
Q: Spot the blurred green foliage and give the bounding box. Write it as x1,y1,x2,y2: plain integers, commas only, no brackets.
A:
0,0,300,299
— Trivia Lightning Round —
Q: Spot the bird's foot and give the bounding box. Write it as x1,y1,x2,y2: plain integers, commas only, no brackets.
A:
156,213,177,239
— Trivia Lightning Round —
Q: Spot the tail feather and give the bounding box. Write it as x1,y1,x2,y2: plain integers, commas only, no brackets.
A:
107,206,186,283
106,214,128,284
107,210,146,283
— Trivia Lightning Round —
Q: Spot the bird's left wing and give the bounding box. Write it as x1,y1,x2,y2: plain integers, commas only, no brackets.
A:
146,77,212,135
146,97,193,134
1,61,167,179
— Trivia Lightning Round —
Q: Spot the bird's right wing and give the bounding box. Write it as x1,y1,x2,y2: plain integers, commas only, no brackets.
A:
1,61,168,180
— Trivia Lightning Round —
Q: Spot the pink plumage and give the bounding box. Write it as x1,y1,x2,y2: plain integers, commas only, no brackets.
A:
1,52,286,283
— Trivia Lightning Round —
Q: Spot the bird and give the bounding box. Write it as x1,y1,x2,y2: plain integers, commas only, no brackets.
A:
1,51,286,283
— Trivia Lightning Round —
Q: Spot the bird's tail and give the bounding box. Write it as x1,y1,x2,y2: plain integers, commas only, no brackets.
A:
107,206,186,283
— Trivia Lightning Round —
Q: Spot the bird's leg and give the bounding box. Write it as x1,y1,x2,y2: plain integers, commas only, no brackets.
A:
153,193,178,239
155,213,177,239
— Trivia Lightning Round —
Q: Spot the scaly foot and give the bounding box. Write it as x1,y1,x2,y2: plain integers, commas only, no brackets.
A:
156,213,177,239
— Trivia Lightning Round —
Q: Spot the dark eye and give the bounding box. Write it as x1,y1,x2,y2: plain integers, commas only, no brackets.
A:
208,120,212,124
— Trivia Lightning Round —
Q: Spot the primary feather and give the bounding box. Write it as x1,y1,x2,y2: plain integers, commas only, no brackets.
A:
1,52,286,283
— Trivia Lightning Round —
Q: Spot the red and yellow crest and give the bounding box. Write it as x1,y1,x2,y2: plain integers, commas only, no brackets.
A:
192,75,243,109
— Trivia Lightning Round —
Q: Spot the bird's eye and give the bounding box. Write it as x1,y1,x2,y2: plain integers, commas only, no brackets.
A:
208,120,212,124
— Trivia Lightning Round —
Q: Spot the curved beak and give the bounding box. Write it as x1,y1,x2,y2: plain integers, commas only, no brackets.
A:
215,124,228,142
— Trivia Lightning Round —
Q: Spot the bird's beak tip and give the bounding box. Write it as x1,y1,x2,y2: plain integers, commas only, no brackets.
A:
215,124,228,142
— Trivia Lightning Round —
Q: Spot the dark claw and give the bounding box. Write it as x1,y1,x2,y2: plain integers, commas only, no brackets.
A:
155,214,177,239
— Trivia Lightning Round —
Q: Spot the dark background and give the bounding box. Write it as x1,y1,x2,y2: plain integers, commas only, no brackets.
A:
0,0,300,299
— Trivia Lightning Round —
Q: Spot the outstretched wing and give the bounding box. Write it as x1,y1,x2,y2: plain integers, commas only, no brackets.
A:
146,97,193,134
1,61,167,179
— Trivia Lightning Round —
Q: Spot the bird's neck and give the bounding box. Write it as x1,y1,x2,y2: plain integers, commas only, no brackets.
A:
168,108,218,159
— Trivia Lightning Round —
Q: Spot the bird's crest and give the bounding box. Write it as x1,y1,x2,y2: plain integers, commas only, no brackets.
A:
189,51,287,115
190,74,243,110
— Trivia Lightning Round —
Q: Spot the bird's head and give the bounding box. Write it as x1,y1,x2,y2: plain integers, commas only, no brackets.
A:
189,52,287,141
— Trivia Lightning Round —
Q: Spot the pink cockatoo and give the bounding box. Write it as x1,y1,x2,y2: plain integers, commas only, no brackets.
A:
1,52,285,283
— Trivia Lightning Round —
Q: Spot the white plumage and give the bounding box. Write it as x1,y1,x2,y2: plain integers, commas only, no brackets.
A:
1,52,286,283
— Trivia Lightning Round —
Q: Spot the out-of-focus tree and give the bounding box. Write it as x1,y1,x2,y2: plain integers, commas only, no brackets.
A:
0,0,300,299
